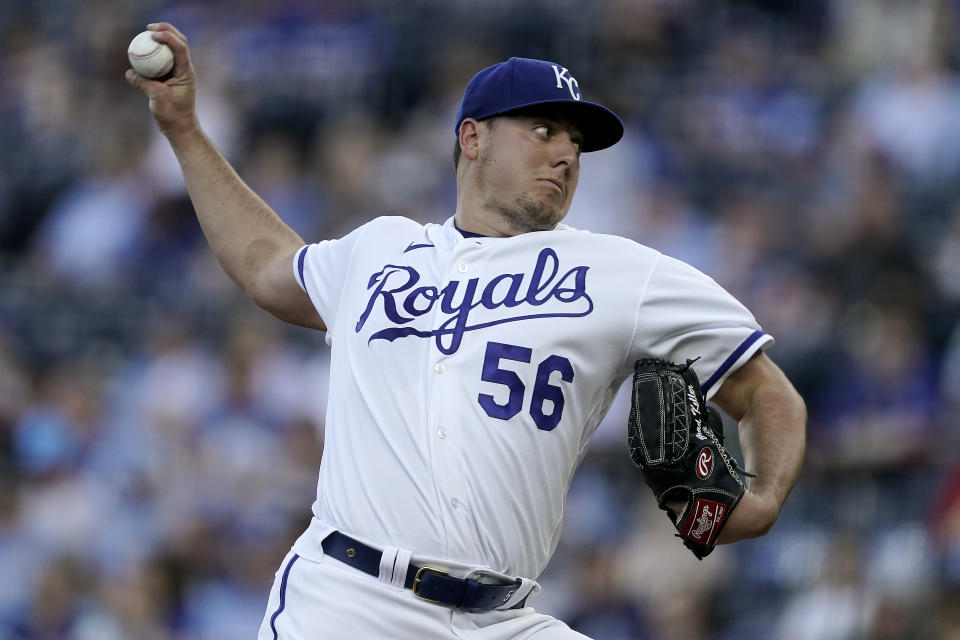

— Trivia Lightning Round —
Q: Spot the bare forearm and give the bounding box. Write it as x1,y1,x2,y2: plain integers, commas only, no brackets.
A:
168,126,305,294
124,23,303,295
127,24,322,328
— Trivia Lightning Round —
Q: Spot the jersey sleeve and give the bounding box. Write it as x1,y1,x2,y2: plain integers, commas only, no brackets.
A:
292,224,367,338
632,254,773,399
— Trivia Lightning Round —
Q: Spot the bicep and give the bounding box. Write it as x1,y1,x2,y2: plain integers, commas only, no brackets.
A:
711,351,800,420
248,249,326,331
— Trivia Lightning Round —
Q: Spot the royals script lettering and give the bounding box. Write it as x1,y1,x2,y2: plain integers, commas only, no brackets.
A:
355,248,593,354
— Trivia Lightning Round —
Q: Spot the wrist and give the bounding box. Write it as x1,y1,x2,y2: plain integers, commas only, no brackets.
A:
164,119,206,150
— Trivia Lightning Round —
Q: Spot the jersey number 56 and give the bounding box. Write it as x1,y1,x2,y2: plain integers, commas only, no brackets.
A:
478,341,574,431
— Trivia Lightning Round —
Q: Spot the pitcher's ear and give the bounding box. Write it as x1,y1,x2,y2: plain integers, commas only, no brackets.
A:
458,118,482,162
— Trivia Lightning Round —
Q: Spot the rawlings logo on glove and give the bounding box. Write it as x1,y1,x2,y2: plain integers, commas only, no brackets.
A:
627,358,754,559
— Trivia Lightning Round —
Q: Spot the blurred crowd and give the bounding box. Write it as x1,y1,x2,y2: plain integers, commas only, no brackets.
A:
1,0,960,638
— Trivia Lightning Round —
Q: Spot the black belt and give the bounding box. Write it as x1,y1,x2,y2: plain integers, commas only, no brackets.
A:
321,531,523,610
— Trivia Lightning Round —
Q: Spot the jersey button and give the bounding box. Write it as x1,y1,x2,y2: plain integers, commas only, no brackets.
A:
457,263,469,273
450,498,459,508
437,428,447,439
434,362,446,374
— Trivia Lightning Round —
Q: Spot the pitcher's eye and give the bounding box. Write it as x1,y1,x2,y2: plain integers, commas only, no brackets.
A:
534,125,549,138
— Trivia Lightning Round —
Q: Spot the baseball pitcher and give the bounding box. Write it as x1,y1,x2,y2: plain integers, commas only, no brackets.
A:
127,23,806,639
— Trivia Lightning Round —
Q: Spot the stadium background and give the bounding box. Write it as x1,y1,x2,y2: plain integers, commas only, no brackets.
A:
2,0,960,638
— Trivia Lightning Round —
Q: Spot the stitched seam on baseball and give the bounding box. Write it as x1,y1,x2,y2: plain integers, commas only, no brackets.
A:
131,46,163,58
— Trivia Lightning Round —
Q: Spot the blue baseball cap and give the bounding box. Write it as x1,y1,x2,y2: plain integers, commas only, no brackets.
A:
455,57,624,152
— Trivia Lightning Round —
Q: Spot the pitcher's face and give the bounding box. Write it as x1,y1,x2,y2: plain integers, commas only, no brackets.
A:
475,112,582,233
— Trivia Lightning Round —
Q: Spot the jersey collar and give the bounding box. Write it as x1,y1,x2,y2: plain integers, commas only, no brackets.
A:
442,215,576,242
454,223,488,238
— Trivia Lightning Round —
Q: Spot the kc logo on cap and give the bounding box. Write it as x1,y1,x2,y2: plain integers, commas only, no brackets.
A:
454,57,624,153
552,66,581,100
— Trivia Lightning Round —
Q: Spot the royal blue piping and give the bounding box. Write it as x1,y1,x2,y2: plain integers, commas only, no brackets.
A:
270,553,300,639
701,330,766,395
297,246,309,290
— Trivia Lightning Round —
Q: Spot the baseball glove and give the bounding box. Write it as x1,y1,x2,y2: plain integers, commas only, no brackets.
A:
627,358,753,559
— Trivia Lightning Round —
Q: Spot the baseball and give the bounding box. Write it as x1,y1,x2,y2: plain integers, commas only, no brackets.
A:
127,30,174,78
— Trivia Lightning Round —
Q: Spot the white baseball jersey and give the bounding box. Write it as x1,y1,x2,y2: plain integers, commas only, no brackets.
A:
290,215,771,580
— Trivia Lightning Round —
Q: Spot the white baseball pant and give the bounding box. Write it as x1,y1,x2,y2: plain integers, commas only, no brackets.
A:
257,549,592,639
